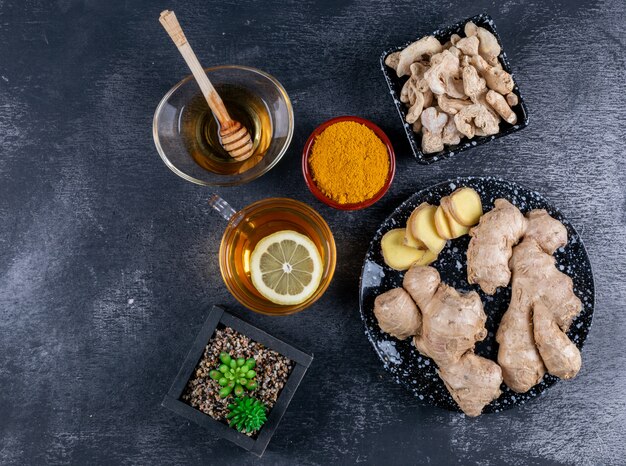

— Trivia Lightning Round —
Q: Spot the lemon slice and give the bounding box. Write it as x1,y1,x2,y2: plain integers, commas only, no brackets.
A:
250,230,323,305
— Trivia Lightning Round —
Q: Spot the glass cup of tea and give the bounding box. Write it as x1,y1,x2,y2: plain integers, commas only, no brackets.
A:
210,195,336,315
153,65,294,186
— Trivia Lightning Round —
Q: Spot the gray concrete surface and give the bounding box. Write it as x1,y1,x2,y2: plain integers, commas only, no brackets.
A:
0,0,624,464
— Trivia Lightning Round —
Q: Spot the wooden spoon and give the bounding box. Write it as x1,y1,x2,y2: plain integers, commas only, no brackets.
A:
159,10,254,162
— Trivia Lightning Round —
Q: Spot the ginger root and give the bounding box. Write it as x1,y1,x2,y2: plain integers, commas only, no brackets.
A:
437,93,471,115
454,103,500,139
455,36,479,56
374,288,421,340
420,107,448,154
436,188,482,239
464,21,478,37
498,210,583,391
373,196,585,408
434,205,454,240
381,187,481,272
475,25,501,66
447,187,483,226
464,201,583,393
404,265,503,417
441,116,462,146
407,269,487,366
470,54,514,94
496,279,547,392
405,91,426,124
385,20,521,155
438,353,504,417
466,199,527,294
408,202,447,254
372,265,503,416
505,92,518,107
384,51,401,71
381,229,433,271
424,50,462,96
440,197,469,238
486,90,517,124
396,36,443,77
462,65,486,101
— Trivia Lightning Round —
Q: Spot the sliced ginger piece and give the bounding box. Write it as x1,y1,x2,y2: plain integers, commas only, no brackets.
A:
381,229,430,271
414,249,438,266
440,197,469,238
408,203,447,254
404,222,438,265
404,227,427,250
448,187,483,226
434,205,453,240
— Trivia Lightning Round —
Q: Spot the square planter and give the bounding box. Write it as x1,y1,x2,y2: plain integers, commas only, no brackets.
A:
380,13,529,164
162,305,313,457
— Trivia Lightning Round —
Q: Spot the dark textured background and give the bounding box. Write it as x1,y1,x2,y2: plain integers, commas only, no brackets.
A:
1,0,624,464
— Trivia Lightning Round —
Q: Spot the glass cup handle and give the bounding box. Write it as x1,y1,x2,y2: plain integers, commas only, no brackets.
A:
208,193,236,222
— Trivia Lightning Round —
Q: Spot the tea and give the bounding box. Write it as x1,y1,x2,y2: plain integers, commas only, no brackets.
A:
181,84,272,175
225,206,326,296
218,198,336,315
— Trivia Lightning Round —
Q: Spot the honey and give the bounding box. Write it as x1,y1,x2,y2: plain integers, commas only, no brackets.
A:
181,84,272,175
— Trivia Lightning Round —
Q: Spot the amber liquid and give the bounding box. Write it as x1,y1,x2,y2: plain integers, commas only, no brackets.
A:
181,84,272,175
229,209,327,295
220,199,335,315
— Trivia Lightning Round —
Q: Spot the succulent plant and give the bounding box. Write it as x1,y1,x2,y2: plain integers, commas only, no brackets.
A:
209,352,257,398
227,396,268,433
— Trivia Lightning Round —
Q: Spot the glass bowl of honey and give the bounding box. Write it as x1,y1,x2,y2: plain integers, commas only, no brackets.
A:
153,65,294,186
216,197,336,316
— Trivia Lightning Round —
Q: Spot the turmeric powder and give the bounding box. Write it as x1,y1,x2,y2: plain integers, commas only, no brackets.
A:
308,121,390,205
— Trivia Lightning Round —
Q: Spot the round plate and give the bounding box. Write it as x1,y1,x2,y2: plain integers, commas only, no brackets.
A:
359,177,595,414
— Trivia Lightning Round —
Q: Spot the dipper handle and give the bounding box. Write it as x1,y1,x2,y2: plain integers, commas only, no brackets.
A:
159,10,254,161
159,10,232,125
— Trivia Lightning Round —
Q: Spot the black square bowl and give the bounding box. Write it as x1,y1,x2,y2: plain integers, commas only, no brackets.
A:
381,13,529,164
162,305,313,457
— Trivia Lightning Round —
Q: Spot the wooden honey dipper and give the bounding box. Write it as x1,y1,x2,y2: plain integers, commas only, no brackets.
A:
159,10,254,162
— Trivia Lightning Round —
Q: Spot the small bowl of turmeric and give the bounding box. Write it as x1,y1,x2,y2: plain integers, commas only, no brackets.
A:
302,116,396,210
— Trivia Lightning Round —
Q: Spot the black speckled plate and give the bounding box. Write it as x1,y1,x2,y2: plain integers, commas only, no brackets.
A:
359,177,595,414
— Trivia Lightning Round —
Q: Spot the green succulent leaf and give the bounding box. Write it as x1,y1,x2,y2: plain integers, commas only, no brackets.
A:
211,352,258,398
219,386,232,398
226,396,268,433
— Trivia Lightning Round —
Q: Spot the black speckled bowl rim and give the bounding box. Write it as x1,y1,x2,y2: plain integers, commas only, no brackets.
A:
359,177,595,415
380,13,530,164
